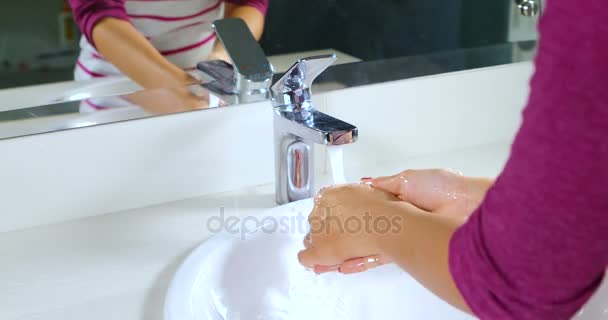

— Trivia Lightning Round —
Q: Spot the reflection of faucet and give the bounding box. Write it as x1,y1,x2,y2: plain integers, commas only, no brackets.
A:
515,0,542,17
271,54,358,204
196,18,273,104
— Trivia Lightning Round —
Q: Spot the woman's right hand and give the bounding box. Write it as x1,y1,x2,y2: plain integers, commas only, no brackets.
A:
125,85,210,114
364,169,493,221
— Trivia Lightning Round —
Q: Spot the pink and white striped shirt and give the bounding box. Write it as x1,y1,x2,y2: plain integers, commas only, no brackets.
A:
69,0,268,80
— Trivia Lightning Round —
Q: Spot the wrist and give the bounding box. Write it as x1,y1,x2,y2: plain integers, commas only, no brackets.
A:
375,203,462,271
172,69,197,86
463,177,493,203
374,202,419,258
207,47,230,62
151,68,196,89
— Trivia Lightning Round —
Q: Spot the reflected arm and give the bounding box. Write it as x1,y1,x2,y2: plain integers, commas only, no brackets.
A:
92,18,196,89
68,0,195,89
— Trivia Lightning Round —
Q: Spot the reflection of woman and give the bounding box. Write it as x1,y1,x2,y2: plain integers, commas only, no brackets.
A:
298,0,607,319
68,0,267,111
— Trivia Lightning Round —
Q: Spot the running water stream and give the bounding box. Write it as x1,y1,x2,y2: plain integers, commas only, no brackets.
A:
326,145,346,185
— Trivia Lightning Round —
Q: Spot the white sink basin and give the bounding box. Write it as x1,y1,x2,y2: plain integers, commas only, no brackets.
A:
164,199,474,320
164,198,607,320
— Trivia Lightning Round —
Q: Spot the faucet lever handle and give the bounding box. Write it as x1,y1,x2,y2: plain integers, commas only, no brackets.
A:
212,18,273,82
271,54,337,107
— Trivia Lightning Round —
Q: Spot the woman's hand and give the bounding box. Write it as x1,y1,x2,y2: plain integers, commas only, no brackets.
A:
340,169,492,274
206,47,231,63
298,182,470,312
300,169,493,275
298,183,420,274
125,85,209,114
366,169,493,220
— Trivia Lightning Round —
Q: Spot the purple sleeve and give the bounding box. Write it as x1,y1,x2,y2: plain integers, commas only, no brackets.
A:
68,0,129,48
449,0,608,319
224,0,269,15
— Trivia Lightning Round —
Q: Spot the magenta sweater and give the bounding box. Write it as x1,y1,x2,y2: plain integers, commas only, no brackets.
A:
449,0,608,319
68,0,268,47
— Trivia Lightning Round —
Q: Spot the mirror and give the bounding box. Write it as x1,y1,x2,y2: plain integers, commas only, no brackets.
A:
0,0,539,140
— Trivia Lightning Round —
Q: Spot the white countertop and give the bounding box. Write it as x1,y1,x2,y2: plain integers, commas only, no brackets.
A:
0,142,511,320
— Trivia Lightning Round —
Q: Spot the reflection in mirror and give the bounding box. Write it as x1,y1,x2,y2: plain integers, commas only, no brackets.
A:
0,84,217,139
0,40,537,140
0,0,540,140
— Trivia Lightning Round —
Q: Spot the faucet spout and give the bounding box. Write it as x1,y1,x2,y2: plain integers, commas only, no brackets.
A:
274,108,357,145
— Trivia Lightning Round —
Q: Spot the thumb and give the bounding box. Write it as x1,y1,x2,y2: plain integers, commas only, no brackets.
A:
367,170,440,212
367,169,466,213
366,172,412,202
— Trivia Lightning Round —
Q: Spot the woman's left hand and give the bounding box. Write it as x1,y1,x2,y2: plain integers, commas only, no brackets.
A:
206,47,231,62
298,183,421,274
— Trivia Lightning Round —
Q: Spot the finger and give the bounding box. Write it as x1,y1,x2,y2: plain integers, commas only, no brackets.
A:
313,264,341,274
313,190,324,206
307,209,328,234
368,172,411,201
338,255,392,274
313,186,340,208
297,246,343,268
370,170,444,212
303,233,313,249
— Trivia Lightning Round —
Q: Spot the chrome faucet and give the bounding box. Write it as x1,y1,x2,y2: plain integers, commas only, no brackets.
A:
271,54,358,204
196,18,273,104
515,0,542,17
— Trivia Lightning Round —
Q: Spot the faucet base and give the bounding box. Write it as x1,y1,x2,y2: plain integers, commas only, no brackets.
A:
274,131,315,205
